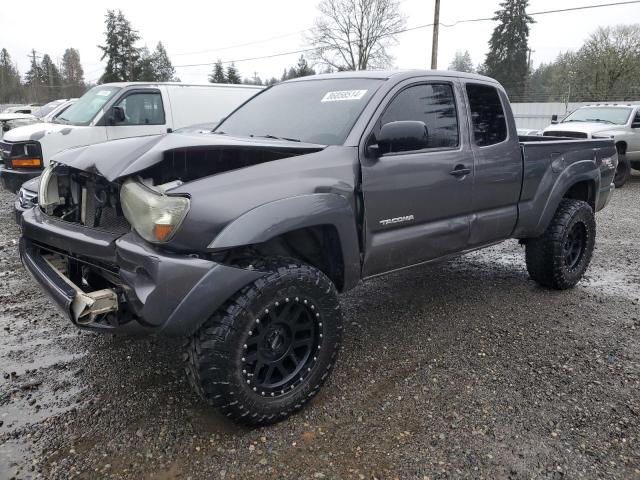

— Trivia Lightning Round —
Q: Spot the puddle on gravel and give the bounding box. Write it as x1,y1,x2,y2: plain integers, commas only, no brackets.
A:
582,269,640,301
0,439,26,479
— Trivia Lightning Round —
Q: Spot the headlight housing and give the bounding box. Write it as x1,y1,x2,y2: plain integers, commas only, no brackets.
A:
120,180,190,243
8,141,43,169
38,165,59,214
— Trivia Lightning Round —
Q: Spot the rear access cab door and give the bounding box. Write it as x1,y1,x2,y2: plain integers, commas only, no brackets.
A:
462,82,522,247
104,87,170,140
359,76,475,277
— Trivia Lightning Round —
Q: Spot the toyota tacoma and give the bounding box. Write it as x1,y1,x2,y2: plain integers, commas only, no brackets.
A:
19,70,617,425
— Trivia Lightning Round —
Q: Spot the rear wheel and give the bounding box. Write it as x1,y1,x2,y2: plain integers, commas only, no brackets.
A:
614,150,631,188
525,199,596,290
184,258,342,426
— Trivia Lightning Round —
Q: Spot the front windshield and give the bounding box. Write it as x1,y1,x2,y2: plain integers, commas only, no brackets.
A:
563,107,632,125
54,86,120,126
33,99,65,119
215,78,383,145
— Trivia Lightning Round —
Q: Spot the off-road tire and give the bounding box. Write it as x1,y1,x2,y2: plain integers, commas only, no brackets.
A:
614,152,631,188
525,199,596,290
184,258,342,426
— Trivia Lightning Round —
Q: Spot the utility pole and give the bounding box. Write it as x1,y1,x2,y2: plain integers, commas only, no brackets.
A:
431,0,440,69
28,49,41,103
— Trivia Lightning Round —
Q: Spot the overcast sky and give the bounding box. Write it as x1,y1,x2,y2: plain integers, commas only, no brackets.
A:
1,0,638,84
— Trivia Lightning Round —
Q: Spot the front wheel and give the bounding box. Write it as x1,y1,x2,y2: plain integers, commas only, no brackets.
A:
525,199,596,290
184,258,342,426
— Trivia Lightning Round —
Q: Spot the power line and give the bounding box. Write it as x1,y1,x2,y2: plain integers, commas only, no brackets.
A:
170,0,640,69
171,30,309,57
173,47,319,68
439,0,640,27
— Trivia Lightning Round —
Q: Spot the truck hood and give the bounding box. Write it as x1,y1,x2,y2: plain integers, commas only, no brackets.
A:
51,132,326,182
0,113,35,122
543,122,618,135
2,121,77,142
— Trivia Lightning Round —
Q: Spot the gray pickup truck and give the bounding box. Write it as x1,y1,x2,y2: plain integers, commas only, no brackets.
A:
19,70,617,425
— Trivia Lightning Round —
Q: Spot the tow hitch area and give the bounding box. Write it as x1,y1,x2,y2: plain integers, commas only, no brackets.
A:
42,254,118,325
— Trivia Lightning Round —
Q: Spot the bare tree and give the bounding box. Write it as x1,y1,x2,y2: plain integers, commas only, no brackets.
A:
307,0,406,71
577,25,640,99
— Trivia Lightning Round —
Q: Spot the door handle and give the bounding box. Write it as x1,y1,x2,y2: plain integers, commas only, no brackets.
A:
450,164,471,177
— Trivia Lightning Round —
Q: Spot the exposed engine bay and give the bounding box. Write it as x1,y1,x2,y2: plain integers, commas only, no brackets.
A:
42,145,321,234
136,145,321,185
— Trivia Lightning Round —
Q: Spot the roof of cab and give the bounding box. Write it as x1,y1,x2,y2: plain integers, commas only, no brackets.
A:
98,82,263,89
285,69,499,84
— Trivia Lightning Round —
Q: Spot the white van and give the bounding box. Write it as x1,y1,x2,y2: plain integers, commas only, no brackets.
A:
0,82,262,192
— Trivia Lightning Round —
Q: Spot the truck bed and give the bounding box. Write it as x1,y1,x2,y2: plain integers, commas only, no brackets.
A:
513,135,617,238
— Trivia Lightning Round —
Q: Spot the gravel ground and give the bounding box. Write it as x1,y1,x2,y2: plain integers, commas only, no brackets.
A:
1,174,639,479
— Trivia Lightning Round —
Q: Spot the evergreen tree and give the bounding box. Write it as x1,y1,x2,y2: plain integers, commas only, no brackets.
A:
226,63,241,84
483,0,534,98
295,55,315,77
265,77,279,86
61,48,85,97
448,51,475,73
209,60,227,83
98,9,141,83
135,46,155,81
150,42,176,81
0,49,23,103
40,54,62,99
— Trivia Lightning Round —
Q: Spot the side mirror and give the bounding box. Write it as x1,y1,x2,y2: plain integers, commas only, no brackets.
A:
551,114,559,124
110,105,126,124
370,121,429,156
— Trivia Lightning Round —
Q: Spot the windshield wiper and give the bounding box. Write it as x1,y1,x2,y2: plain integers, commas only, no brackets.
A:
252,134,301,142
586,118,615,124
53,117,69,125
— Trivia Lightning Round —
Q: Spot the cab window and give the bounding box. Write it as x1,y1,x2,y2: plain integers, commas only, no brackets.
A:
113,91,165,126
379,83,459,151
466,84,508,146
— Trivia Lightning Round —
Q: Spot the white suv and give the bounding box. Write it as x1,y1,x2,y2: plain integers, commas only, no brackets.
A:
543,104,640,187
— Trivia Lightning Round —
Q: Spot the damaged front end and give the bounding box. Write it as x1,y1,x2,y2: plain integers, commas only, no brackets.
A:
19,160,269,335
19,132,330,335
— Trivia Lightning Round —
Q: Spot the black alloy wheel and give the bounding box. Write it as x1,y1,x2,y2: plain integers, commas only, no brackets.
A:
242,296,323,397
185,258,343,425
563,222,587,270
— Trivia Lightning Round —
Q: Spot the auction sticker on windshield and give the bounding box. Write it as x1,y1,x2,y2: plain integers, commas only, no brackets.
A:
321,90,368,102
96,90,112,97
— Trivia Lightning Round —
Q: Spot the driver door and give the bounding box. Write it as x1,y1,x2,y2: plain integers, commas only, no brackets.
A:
106,88,169,140
360,79,474,277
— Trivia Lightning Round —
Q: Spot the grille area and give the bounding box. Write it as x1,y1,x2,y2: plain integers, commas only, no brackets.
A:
82,183,131,234
543,131,589,139
47,170,131,235
0,141,13,166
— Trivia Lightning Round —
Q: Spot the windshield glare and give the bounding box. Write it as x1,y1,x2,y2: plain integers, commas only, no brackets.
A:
563,107,632,125
55,86,120,126
215,78,383,145
34,100,65,119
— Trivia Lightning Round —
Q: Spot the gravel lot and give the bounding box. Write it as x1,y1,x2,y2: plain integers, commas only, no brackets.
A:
1,174,639,479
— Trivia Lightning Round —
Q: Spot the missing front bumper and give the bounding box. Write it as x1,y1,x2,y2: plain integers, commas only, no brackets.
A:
20,239,119,326
41,255,118,324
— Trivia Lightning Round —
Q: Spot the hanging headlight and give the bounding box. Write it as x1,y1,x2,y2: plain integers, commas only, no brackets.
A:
38,165,60,214
120,179,190,243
